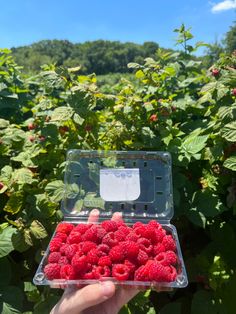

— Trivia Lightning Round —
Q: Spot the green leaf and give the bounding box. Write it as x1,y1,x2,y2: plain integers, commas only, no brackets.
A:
0,227,15,258
223,156,236,171
3,191,24,214
30,220,47,239
73,113,85,125
221,121,236,142
34,295,60,314
12,230,31,252
191,291,223,314
160,303,181,314
45,180,65,202
13,168,34,184
182,134,208,155
50,106,74,121
187,208,206,228
0,286,24,314
0,118,9,128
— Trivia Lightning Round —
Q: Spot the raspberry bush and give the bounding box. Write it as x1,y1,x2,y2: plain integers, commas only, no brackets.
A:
0,26,236,313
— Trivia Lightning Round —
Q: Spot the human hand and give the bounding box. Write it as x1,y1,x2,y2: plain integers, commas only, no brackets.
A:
50,210,139,314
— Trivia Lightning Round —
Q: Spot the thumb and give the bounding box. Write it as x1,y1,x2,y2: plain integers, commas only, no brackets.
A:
50,281,115,314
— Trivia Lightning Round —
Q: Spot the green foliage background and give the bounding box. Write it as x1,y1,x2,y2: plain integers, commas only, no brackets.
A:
0,26,236,313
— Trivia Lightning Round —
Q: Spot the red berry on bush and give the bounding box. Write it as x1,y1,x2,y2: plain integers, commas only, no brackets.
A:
28,122,36,130
232,88,236,96
149,114,158,122
29,135,35,142
0,182,4,190
211,68,220,77
39,135,46,142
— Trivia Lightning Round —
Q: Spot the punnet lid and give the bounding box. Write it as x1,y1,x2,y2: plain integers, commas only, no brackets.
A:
62,150,173,221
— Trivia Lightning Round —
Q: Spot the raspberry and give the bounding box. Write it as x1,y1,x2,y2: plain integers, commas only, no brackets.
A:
165,251,177,265
79,241,97,254
87,248,104,264
44,263,61,280
102,232,119,247
94,266,111,278
109,245,125,263
116,220,125,227
74,223,90,234
58,256,69,266
153,243,166,255
149,261,169,282
98,256,112,267
137,250,149,265
121,241,139,260
56,223,74,235
134,225,148,238
97,244,110,254
124,260,136,276
48,252,61,263
148,220,161,229
60,243,70,255
95,226,107,242
82,227,98,243
114,229,126,241
60,264,76,280
162,235,176,251
153,228,166,243
49,237,62,252
54,232,68,243
101,220,118,232
134,265,150,281
137,238,153,255
64,244,78,260
112,264,130,281
83,270,95,279
71,253,87,273
165,265,177,282
133,222,144,229
67,231,81,244
126,232,139,242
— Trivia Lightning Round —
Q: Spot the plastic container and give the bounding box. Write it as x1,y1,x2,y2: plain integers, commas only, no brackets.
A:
33,150,188,288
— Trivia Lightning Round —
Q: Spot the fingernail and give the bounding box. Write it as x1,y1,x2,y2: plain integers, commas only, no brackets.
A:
91,209,99,215
101,281,115,298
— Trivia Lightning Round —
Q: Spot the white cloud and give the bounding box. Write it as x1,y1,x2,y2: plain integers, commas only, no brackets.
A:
211,0,236,12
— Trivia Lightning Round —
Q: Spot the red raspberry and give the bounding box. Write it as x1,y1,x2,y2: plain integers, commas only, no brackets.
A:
211,68,220,77
56,223,74,235
44,263,61,280
58,256,69,265
162,235,176,251
83,270,96,279
134,264,150,281
82,227,98,243
150,114,158,122
153,243,166,255
165,251,177,265
97,244,110,254
67,231,81,244
114,229,126,241
101,220,118,232
137,250,149,265
64,244,78,260
165,265,177,282
137,238,153,255
87,248,104,264
95,226,107,241
148,220,161,229
74,223,90,234
126,232,139,242
94,266,111,278
148,261,169,282
49,237,62,252
153,228,166,243
60,264,76,280
134,225,148,238
54,232,68,243
133,222,144,229
109,245,125,263
116,220,125,227
232,88,236,96
60,243,69,255
98,256,112,267
121,241,139,260
79,241,97,254
119,225,132,233
112,264,130,281
124,260,136,277
154,252,169,266
48,252,61,263
102,232,119,247
71,253,87,273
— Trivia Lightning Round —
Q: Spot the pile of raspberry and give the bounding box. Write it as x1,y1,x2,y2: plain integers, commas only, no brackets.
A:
44,219,178,283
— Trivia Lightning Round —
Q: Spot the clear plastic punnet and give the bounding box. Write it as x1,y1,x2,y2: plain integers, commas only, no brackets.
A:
33,150,188,288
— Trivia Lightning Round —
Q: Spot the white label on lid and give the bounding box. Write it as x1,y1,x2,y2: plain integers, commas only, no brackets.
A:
100,168,140,201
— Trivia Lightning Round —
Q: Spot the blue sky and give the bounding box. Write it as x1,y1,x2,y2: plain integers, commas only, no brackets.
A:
0,0,235,50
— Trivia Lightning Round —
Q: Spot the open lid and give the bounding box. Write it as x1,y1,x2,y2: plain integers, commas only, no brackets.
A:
62,150,173,221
